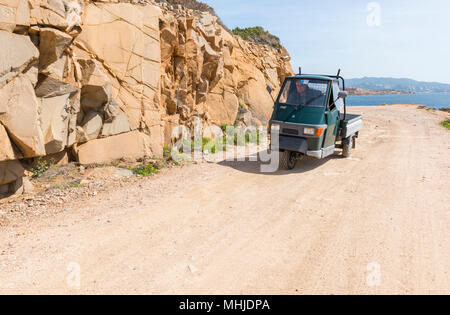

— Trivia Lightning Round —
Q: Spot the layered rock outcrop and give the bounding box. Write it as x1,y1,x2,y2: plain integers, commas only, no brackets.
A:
0,0,293,195
158,3,292,129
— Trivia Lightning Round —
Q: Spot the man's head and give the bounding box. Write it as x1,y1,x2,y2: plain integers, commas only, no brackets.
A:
296,80,308,96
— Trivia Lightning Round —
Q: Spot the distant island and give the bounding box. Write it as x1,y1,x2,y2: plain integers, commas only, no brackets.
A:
346,77,450,93
347,87,414,96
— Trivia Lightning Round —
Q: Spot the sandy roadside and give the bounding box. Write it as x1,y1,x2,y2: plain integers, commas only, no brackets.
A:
0,105,449,295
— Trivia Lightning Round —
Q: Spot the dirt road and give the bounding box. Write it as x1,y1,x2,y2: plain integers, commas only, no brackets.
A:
0,105,449,294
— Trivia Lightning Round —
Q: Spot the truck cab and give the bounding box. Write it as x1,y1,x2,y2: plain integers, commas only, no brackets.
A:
269,71,363,169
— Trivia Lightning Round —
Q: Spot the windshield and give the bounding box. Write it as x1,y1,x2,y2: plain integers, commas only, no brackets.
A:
278,79,328,107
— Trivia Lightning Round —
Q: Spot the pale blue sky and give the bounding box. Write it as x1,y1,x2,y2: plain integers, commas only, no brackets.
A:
202,0,450,84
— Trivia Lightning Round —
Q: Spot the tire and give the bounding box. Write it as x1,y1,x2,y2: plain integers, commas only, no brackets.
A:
342,136,353,158
280,151,297,170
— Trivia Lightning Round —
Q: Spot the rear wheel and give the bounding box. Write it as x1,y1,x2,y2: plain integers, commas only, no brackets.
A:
342,136,353,157
280,151,298,170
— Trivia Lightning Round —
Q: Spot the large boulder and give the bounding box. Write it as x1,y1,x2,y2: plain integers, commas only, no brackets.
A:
74,130,155,165
0,31,39,88
101,109,131,138
79,110,102,142
237,73,275,121
66,89,80,147
0,159,24,185
39,93,71,154
0,123,20,161
205,88,239,126
39,27,73,73
35,74,78,98
0,74,46,157
77,59,111,111
36,74,78,148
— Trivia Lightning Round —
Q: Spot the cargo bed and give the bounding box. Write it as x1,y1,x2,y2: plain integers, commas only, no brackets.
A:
339,113,363,138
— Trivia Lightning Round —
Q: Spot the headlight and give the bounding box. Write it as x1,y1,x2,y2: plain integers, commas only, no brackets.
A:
304,127,315,135
271,124,280,131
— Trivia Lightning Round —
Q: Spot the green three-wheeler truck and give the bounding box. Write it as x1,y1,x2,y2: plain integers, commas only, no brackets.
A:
268,69,363,170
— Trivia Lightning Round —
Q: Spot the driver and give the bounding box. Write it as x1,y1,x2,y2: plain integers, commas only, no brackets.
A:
287,80,323,105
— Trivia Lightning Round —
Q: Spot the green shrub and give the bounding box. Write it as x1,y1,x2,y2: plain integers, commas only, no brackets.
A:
176,127,264,156
131,163,159,177
30,157,54,178
177,137,227,154
232,26,281,48
221,125,261,146
440,120,450,130
155,0,230,32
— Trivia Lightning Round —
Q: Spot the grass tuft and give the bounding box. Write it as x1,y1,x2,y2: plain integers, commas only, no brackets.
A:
52,180,84,190
30,157,55,178
131,163,160,177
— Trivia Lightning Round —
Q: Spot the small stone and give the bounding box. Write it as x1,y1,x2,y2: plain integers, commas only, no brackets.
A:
188,264,198,273
22,178,34,194
115,168,134,177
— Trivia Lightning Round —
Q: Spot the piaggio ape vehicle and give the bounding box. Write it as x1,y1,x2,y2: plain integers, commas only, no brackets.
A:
268,69,363,170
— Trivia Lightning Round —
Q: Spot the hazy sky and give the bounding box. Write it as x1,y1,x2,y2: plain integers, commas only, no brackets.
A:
202,0,450,84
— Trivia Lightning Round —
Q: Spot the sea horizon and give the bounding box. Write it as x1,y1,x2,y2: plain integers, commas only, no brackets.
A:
347,92,449,109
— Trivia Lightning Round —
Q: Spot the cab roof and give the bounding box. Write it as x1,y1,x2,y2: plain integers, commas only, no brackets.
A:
287,74,338,82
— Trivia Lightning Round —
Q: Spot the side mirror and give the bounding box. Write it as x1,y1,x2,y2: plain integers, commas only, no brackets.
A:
338,91,348,99
266,85,273,94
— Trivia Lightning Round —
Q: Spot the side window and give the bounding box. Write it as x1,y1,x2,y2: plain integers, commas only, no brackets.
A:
329,86,336,111
278,80,292,103
332,81,344,110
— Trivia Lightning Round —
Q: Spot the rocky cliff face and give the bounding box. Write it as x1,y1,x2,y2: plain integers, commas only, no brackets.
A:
0,0,293,195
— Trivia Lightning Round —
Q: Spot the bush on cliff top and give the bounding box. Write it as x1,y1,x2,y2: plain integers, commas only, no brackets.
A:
156,1,281,47
232,26,281,48
156,0,216,14
155,0,229,31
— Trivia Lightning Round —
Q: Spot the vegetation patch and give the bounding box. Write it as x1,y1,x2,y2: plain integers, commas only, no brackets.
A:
30,157,54,178
174,128,264,158
52,180,84,190
232,26,281,48
221,125,261,145
179,137,226,154
155,0,229,31
131,163,160,177
440,120,450,130
163,143,172,158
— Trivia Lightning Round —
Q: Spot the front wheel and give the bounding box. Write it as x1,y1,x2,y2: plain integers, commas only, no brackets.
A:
342,136,353,157
280,151,298,170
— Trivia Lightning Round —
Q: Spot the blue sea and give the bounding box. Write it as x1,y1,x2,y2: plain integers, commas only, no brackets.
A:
347,92,450,109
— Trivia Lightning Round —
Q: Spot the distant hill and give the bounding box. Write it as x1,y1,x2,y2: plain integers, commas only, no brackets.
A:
346,77,450,93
